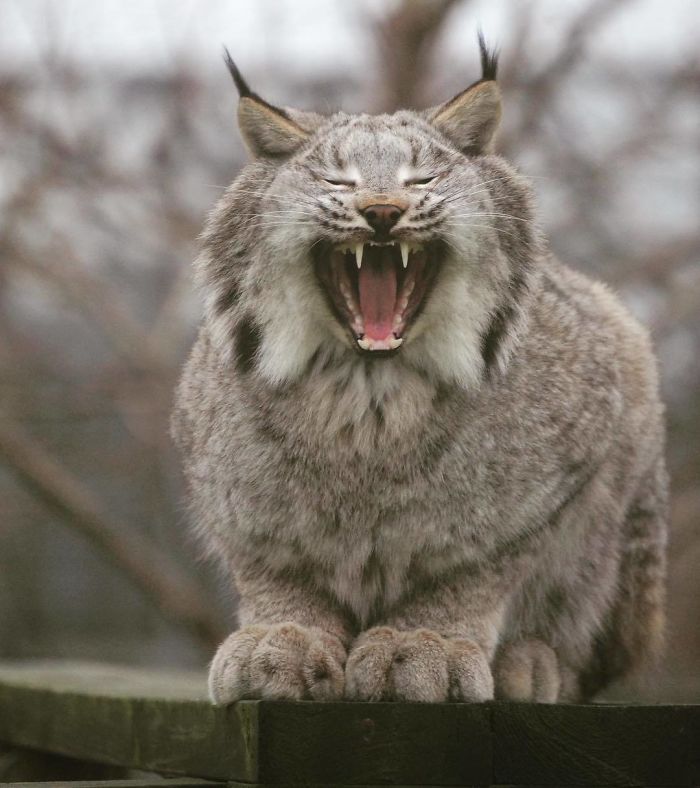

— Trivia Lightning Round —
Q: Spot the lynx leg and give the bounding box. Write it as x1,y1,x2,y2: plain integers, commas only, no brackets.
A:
494,639,560,702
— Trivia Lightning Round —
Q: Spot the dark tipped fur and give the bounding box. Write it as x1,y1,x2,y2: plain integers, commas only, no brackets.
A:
477,31,499,82
214,279,241,316
234,315,262,374
480,270,525,374
223,48,295,123
223,48,253,97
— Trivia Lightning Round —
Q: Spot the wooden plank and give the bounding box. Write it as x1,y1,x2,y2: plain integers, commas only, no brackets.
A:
690,705,700,785
0,742,129,782
0,661,257,782
257,700,492,786
0,661,699,787
224,784,689,788
493,702,694,787
8,781,221,788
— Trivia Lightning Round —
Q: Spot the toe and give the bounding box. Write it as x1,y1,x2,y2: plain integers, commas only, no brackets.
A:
494,639,559,702
249,623,309,700
345,628,398,701
448,639,494,701
390,629,450,702
303,642,345,700
208,625,267,705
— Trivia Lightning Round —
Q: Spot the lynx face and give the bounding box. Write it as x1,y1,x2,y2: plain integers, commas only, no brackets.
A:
201,42,539,387
267,115,486,354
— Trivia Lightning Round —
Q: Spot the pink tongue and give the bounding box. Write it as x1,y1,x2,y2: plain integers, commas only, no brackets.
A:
358,248,397,340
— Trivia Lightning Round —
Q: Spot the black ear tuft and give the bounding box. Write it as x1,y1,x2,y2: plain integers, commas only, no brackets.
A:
223,47,253,98
477,30,499,81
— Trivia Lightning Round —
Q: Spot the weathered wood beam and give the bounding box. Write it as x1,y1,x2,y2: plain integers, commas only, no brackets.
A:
9,781,219,788
0,661,698,787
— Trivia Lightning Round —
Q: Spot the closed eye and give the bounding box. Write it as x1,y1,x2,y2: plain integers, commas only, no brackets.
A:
405,175,438,187
323,178,357,188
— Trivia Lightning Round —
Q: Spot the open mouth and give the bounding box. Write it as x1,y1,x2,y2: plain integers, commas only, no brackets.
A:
315,241,441,353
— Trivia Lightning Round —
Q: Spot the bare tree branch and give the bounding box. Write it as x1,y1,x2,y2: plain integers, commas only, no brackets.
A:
0,420,226,648
375,0,464,112
500,0,635,153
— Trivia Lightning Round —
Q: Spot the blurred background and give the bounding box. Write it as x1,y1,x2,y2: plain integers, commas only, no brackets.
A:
0,0,698,700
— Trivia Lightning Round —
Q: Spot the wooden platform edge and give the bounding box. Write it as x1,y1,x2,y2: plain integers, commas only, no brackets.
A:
0,661,698,787
0,662,258,782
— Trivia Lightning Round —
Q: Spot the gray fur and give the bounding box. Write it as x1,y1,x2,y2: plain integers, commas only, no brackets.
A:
172,54,667,703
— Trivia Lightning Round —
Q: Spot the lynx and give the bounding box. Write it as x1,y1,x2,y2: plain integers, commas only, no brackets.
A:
172,38,668,704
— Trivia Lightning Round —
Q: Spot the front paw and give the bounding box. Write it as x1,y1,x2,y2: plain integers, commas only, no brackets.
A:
208,622,346,704
345,626,493,702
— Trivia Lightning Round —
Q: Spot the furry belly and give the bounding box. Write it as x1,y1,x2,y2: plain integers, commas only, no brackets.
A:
255,508,482,626
326,541,466,626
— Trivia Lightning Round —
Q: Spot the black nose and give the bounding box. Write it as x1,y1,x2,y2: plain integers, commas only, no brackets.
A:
361,203,404,234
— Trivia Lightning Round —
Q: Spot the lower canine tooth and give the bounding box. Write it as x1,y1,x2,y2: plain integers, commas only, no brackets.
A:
400,242,409,268
389,337,403,349
357,338,370,350
355,243,364,269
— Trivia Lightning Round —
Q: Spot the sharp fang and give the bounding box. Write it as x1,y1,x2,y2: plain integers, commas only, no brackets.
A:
389,336,403,349
400,243,409,268
355,243,364,269
357,337,370,350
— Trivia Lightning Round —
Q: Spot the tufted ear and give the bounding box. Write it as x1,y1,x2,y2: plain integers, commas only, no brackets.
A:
224,49,324,159
427,33,501,156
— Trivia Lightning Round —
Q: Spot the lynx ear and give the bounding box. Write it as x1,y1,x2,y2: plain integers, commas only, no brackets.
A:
428,34,501,155
224,49,322,159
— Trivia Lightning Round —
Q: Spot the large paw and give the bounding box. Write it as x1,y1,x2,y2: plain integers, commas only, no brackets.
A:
493,639,560,702
208,622,346,704
345,627,493,702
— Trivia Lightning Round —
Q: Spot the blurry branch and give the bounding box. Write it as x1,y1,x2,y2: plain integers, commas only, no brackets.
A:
0,420,226,648
1,238,173,377
500,0,635,152
375,0,464,111
0,71,206,608
610,236,700,287
497,3,536,90
147,265,196,359
0,0,697,669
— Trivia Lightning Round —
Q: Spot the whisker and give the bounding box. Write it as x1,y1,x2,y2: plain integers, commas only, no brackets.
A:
443,220,524,243
230,189,319,206
440,177,508,200
450,212,531,224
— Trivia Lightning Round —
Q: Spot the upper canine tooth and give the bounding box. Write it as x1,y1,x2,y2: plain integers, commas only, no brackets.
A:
355,243,364,269
400,243,409,268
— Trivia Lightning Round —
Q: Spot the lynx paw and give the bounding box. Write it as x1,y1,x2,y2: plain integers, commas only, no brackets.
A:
493,639,560,702
208,622,346,704
345,627,493,702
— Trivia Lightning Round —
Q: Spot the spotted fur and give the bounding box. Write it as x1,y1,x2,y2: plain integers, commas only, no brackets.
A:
172,43,667,703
